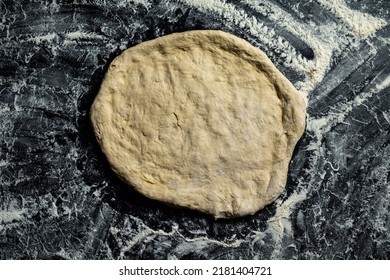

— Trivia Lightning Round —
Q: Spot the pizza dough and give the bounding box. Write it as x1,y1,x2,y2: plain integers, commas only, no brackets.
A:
90,30,306,219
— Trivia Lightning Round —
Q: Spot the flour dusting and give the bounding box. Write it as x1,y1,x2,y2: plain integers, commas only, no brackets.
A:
267,189,308,258
0,211,24,224
65,31,105,41
28,33,58,44
118,0,152,9
375,75,390,92
317,0,387,38
117,215,243,259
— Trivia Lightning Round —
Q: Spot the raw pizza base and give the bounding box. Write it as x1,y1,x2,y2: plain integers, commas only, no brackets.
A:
90,30,306,219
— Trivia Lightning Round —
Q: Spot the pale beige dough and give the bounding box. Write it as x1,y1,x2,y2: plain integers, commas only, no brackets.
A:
90,30,306,219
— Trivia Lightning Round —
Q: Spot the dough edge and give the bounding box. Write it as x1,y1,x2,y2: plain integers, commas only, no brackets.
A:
90,30,307,219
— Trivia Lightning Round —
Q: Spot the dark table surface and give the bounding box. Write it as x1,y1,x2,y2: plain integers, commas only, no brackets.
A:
1,0,389,259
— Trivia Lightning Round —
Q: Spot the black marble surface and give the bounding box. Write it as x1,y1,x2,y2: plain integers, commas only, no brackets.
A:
0,0,389,259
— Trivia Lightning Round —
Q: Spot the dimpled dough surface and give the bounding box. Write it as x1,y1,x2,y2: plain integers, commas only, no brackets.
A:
90,30,306,219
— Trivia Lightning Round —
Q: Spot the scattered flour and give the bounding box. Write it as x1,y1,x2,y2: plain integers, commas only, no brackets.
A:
49,202,59,218
65,31,105,41
317,0,387,38
28,33,58,44
267,189,308,257
116,215,243,259
0,211,24,224
375,75,390,92
307,74,389,142
117,0,152,9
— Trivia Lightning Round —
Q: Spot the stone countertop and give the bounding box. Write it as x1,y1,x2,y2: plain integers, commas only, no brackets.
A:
0,0,389,259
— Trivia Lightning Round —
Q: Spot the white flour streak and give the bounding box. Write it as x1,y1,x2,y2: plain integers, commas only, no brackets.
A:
117,215,243,259
241,0,339,97
307,74,388,152
267,189,308,257
28,33,58,44
65,31,105,41
375,75,390,92
0,210,24,224
317,0,387,38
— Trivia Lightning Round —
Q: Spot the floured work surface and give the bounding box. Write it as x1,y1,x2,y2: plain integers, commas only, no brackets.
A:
90,30,306,219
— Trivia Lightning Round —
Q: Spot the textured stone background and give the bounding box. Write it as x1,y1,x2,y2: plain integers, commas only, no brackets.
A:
0,0,389,259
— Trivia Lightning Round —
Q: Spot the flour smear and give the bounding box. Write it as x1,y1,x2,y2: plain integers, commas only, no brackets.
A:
0,211,24,224
317,0,387,38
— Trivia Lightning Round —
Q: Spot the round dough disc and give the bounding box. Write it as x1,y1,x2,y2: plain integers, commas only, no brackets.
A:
90,30,306,219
